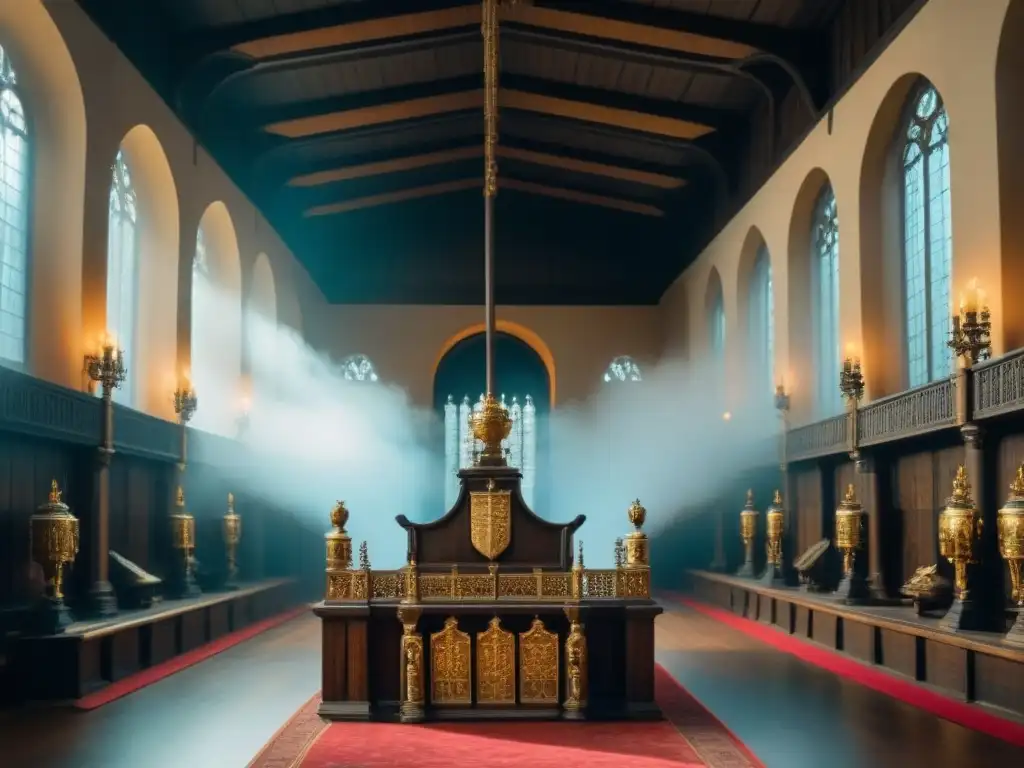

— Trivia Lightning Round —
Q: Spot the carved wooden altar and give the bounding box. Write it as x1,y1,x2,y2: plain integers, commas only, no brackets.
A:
314,465,662,722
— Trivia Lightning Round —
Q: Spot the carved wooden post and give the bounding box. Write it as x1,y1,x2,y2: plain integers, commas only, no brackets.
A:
961,424,1004,631
854,452,887,598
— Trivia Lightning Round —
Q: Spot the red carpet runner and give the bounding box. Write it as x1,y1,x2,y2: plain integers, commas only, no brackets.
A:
249,665,762,768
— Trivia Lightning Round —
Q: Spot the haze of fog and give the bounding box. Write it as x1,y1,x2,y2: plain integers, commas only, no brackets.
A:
199,299,780,569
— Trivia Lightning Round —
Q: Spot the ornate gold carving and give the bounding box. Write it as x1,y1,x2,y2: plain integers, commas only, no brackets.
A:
469,486,512,559
834,483,865,577
476,616,515,704
397,605,424,723
563,607,588,711
765,490,785,567
625,499,649,567
585,570,616,597
938,466,982,599
998,464,1024,606
430,616,472,705
519,617,559,705
499,573,537,598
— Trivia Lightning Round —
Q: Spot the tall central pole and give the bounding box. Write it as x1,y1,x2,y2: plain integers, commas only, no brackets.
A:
483,0,499,396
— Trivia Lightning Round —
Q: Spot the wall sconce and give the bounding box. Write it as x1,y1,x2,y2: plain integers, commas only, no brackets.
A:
773,383,791,413
839,354,865,404
949,279,992,366
173,377,198,425
84,334,127,399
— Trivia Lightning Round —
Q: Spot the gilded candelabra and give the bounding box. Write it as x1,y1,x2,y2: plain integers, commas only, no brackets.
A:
736,490,759,579
84,338,127,397
948,291,992,366
170,486,200,598
834,484,869,603
760,490,786,586
938,466,983,631
174,383,198,424
223,492,242,590
998,465,1024,646
839,357,865,404
30,480,79,633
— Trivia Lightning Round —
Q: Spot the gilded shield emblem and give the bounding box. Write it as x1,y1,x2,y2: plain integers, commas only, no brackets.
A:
470,488,512,560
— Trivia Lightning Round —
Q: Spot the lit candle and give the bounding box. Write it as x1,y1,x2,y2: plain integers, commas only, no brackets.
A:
963,279,980,314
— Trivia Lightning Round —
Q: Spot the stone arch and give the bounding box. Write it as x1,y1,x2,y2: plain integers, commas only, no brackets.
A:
191,201,243,435
786,167,834,414
998,0,1024,349
249,252,277,324
433,319,557,406
703,266,725,355
860,73,940,396
0,0,87,386
734,225,769,338
117,124,180,418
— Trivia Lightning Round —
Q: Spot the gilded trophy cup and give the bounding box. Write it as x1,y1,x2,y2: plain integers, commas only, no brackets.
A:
759,490,786,586
223,492,242,590
736,490,759,578
834,484,870,603
30,480,80,633
170,486,201,598
998,465,1024,646
470,393,512,466
938,466,983,631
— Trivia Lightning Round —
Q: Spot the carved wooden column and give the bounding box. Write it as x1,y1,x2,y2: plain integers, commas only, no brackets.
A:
959,424,1004,631
87,388,117,617
855,452,887,598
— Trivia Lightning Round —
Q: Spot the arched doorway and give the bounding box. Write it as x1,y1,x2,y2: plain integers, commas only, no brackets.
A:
433,331,551,515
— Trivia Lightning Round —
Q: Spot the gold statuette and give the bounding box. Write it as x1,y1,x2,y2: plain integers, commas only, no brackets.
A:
563,606,588,716
397,605,424,723
30,479,80,631
476,616,515,704
519,616,559,705
938,466,981,601
469,479,511,560
430,616,472,705
736,490,759,579
998,466,1024,646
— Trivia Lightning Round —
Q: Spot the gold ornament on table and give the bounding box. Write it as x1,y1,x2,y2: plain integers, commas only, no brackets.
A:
170,485,200,597
760,490,786,585
834,483,869,603
324,501,353,601
30,480,79,632
737,490,759,578
223,492,241,589
997,465,1024,646
938,466,983,630
470,393,512,466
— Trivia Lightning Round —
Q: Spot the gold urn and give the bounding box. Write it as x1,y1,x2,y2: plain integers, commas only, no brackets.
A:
223,492,242,588
170,486,200,597
834,484,865,577
1000,465,1024,645
624,498,649,567
736,490,759,578
470,392,512,466
325,500,353,600
938,466,982,603
760,490,785,586
30,480,79,609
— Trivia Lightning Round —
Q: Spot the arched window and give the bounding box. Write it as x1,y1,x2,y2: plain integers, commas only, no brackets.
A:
0,45,30,365
709,292,725,359
341,354,378,382
812,185,841,414
106,151,138,404
190,226,215,427
902,84,952,387
749,246,773,395
603,355,642,383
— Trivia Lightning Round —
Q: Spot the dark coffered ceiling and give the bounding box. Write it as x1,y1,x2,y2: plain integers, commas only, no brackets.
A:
76,0,845,304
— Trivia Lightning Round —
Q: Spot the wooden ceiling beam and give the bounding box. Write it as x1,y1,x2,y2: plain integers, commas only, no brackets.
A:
287,144,686,189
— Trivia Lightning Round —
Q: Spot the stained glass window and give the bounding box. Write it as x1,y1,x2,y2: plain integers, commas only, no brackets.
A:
749,246,773,396
902,84,952,387
603,356,642,383
341,353,378,382
0,45,29,365
106,151,138,404
812,184,841,415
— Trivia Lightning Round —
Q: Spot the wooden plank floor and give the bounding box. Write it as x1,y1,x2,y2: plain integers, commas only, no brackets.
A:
1,604,1021,767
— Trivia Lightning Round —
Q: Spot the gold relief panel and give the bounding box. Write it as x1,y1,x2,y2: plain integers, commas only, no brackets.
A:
476,617,515,705
430,617,472,705
498,573,538,598
518,617,559,705
469,487,512,560
619,568,650,599
326,572,351,601
541,574,571,598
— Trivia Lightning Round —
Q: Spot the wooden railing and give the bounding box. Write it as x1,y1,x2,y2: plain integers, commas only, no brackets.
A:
857,377,956,446
973,350,1024,419
786,413,849,462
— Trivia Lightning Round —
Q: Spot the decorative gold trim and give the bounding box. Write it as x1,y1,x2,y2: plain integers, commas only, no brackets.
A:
469,487,512,560
476,617,515,704
563,607,588,711
430,616,472,705
518,617,559,705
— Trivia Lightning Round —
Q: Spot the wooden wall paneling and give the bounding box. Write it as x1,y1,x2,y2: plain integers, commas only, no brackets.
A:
794,467,822,555
894,451,934,582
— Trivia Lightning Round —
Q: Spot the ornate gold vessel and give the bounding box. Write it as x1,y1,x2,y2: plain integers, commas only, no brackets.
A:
223,492,242,589
736,490,758,578
470,392,512,466
998,465,1024,645
325,501,353,601
938,466,983,630
759,490,785,586
834,484,869,603
170,486,200,597
30,480,79,632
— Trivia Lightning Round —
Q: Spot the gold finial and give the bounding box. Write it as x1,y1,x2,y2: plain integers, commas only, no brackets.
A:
1011,465,1024,498
176,486,185,507
844,484,857,504
49,479,62,504
614,537,624,568
746,489,754,504
951,465,971,503
227,492,235,512
330,500,349,532
576,540,585,569
773,489,783,506
358,541,370,570
627,499,647,531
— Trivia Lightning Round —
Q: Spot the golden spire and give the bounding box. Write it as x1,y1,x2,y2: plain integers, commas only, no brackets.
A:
951,465,971,503
482,0,500,198
49,479,62,504
1012,465,1024,498
746,489,754,504
844,484,856,504
773,489,783,506
176,486,185,506
227,492,235,512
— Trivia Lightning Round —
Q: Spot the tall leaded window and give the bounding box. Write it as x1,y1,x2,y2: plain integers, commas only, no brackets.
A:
106,151,138,404
749,246,773,395
709,290,725,359
902,84,952,387
812,185,841,414
190,226,213,426
0,45,29,365
340,354,379,382
603,356,642,383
